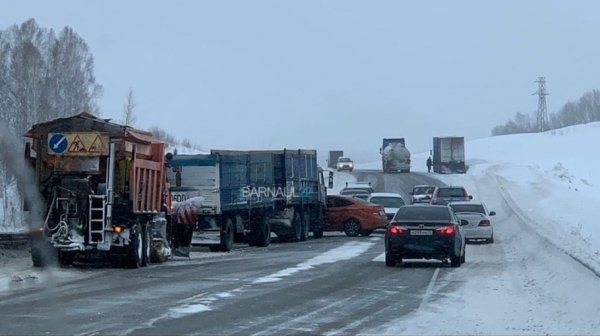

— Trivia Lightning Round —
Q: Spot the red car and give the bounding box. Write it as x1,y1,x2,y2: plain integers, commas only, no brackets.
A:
325,195,388,236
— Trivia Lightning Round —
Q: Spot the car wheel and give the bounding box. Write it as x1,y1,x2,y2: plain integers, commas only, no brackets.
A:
488,235,494,244
385,253,397,267
343,219,361,237
461,250,466,264
313,229,323,238
450,254,461,267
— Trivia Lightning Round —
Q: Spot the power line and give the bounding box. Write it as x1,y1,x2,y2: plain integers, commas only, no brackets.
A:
533,77,549,132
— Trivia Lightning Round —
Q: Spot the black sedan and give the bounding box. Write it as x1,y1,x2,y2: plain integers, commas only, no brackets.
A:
384,205,467,267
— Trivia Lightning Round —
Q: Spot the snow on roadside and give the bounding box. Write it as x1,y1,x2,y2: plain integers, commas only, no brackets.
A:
371,122,600,335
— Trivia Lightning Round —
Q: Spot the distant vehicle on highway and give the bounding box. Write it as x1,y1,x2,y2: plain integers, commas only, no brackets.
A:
430,186,473,205
336,157,354,172
380,138,411,173
367,193,406,221
325,195,388,237
385,204,467,267
410,185,436,204
432,136,466,173
327,150,344,169
340,189,370,200
449,202,496,243
340,181,374,195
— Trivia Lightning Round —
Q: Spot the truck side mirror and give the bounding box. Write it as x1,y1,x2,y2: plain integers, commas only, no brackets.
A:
328,172,334,189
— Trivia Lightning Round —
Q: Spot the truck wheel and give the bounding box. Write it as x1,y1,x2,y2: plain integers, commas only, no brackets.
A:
128,224,143,268
300,211,309,241
142,223,152,266
30,235,57,268
292,211,302,242
343,219,361,237
313,229,323,238
234,215,245,243
255,216,271,247
219,217,234,252
58,251,74,267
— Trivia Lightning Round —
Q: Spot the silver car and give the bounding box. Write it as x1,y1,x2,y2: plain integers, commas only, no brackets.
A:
410,185,436,204
367,192,406,221
449,202,496,243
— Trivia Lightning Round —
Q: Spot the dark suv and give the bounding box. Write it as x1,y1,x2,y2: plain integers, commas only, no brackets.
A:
430,186,472,205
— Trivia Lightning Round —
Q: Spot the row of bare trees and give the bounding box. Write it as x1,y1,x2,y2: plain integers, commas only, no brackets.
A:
492,89,600,136
0,19,102,231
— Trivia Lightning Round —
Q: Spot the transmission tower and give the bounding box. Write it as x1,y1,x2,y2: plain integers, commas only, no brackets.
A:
533,77,549,132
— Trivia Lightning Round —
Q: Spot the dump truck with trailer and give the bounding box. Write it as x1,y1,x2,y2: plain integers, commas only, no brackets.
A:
25,112,175,268
432,136,466,173
166,149,333,251
380,138,411,173
327,150,344,169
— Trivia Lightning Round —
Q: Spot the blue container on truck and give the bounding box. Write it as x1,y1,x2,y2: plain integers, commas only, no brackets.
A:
166,149,331,251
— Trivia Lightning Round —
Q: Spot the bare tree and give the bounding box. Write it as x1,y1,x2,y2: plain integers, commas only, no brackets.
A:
121,88,137,126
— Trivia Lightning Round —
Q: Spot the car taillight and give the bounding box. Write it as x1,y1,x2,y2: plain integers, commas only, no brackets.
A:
463,190,469,198
478,220,490,226
388,225,407,236
435,225,456,236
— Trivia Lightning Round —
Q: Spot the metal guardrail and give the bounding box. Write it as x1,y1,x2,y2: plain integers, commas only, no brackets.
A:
0,233,29,248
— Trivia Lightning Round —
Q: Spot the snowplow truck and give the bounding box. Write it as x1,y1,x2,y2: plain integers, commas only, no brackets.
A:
25,112,174,268
166,149,333,251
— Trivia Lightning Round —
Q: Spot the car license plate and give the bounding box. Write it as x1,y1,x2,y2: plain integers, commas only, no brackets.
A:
410,230,432,236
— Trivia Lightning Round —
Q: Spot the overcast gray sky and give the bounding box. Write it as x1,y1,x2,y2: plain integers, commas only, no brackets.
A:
2,0,599,163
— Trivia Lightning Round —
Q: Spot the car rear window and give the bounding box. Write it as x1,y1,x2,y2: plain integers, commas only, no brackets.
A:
369,197,405,208
438,188,466,197
450,204,485,214
394,207,451,221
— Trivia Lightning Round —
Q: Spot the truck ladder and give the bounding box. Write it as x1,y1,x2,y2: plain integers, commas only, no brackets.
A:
89,195,107,243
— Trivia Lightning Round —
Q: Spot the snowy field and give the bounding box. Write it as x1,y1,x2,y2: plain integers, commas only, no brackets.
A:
368,122,600,335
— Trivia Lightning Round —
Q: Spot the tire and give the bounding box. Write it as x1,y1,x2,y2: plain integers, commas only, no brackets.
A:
488,235,494,244
292,211,302,242
234,215,245,243
219,217,234,252
360,229,373,237
343,219,361,237
128,224,143,268
300,211,309,241
141,223,152,266
385,253,397,267
313,229,323,239
450,253,461,268
31,240,56,268
57,251,74,267
252,215,271,247
209,245,221,252
461,250,466,264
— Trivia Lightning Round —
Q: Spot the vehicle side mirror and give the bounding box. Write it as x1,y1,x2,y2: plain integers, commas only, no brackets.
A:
468,195,473,200
489,211,496,216
460,219,469,226
328,172,334,189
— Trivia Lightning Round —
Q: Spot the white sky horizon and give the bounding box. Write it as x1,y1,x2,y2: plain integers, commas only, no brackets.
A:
3,0,600,163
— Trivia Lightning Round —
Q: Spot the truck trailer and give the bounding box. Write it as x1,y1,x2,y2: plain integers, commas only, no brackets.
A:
25,112,175,268
166,149,333,251
327,150,344,169
380,138,411,173
432,136,466,174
